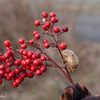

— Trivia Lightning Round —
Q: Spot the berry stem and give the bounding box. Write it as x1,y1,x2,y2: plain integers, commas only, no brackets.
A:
44,53,75,86
48,28,75,86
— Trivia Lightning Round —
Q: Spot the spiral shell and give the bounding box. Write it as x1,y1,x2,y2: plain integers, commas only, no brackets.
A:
62,49,79,72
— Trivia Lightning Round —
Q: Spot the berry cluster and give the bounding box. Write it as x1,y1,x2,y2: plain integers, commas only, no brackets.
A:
0,12,74,87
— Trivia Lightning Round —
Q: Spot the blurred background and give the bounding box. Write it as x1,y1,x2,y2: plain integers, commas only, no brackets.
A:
0,0,100,100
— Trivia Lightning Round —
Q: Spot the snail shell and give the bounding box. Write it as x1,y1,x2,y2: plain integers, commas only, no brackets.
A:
62,49,79,72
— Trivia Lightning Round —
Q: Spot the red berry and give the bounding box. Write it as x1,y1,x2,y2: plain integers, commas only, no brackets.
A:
43,39,48,43
25,59,32,65
23,50,28,56
51,17,58,23
62,26,68,32
12,81,18,87
20,73,27,78
29,40,34,44
33,59,40,66
43,25,48,30
5,68,11,73
33,31,38,35
21,60,26,66
34,20,41,26
36,69,42,76
4,40,11,47
42,11,48,18
0,70,5,77
15,68,21,74
0,64,6,70
15,78,21,85
21,44,27,49
32,53,38,60
0,79,2,85
4,53,10,59
44,21,51,28
27,72,34,78
19,49,24,54
19,38,25,44
30,65,37,72
7,50,13,55
9,72,15,78
28,51,33,58
40,65,47,72
40,55,46,61
35,34,41,39
6,76,12,81
49,12,56,18
44,43,50,48
14,60,21,66
60,42,67,50
54,26,60,33
7,62,12,67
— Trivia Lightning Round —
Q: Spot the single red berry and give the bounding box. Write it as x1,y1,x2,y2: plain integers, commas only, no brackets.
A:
4,40,11,47
43,39,48,44
0,64,6,70
30,65,37,72
5,68,11,73
42,11,48,18
7,62,12,67
36,69,42,76
49,12,56,18
33,31,38,35
35,34,41,39
24,56,28,60
27,72,34,78
0,70,5,77
40,65,47,72
0,79,2,85
44,43,50,48
28,51,33,58
21,44,27,49
44,21,51,28
51,17,58,23
43,25,48,30
21,60,27,66
32,53,38,60
19,49,24,54
15,68,21,74
54,26,60,33
34,20,41,26
10,57,16,62
4,53,10,59
40,55,46,61
20,73,27,78
19,38,25,44
25,59,32,65
29,40,34,44
12,81,18,87
6,50,12,55
6,76,12,81
15,78,21,85
62,26,68,32
60,42,67,50
22,50,28,56
14,60,21,66
9,72,15,78
33,59,40,66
